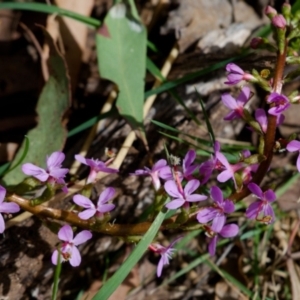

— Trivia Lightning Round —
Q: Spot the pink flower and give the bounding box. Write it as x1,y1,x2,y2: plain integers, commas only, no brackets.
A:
149,237,181,277
131,159,169,191
75,154,118,184
207,223,239,256
215,152,243,189
246,183,276,224
199,141,221,184
225,63,255,85
255,108,284,133
197,186,235,232
286,140,300,172
272,14,286,28
0,186,20,233
22,151,69,192
182,150,199,180
164,179,207,210
221,86,251,120
73,187,115,220
267,92,290,116
52,225,92,267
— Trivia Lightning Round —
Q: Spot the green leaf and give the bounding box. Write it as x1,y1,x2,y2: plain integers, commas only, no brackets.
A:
92,204,168,300
51,252,62,300
96,3,146,133
3,27,70,185
0,2,100,27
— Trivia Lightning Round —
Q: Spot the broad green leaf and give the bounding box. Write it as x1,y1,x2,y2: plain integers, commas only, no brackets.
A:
96,3,146,133
92,205,168,300
3,28,70,185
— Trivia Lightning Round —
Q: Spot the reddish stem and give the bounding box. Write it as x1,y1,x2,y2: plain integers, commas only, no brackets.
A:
230,41,287,202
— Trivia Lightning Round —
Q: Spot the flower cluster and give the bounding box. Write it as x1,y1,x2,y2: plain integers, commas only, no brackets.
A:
5,4,300,280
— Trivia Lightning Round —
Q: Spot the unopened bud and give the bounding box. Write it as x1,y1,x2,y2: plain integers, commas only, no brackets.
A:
250,37,263,49
272,14,287,29
265,6,277,19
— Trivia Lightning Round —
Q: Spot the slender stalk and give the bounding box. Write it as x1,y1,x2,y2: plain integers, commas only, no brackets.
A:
7,194,176,236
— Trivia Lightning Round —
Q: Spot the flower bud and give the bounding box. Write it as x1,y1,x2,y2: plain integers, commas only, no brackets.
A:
272,14,287,29
265,6,277,19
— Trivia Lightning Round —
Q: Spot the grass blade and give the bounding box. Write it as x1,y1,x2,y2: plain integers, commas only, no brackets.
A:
92,205,169,300
0,2,100,27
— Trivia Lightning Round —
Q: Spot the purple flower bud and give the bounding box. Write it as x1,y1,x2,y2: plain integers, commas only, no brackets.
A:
265,6,277,18
225,63,255,85
250,37,263,49
272,14,287,29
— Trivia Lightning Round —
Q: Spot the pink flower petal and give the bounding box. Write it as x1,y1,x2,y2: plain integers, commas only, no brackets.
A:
255,109,267,133
73,230,92,246
49,168,69,179
237,86,251,105
287,140,300,152
197,208,218,223
164,180,181,198
184,179,200,195
157,256,164,277
0,214,5,233
248,183,263,198
265,189,276,202
78,209,96,220
152,159,167,171
210,186,223,205
51,249,59,265
73,195,95,209
47,151,65,168
217,170,232,183
22,163,49,182
223,200,235,213
208,236,218,256
0,186,5,204
75,154,88,165
226,63,244,74
58,225,74,242
69,246,81,267
0,202,20,214
245,201,261,219
186,194,207,202
98,203,115,213
98,187,115,204
165,199,185,210
220,224,239,238
221,93,238,110
263,205,275,223
211,214,226,233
